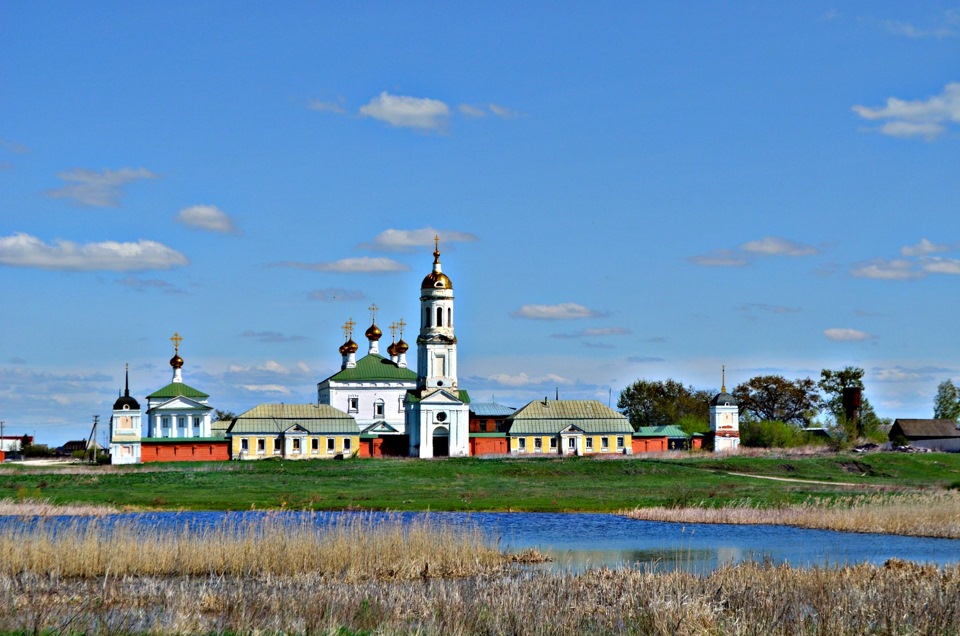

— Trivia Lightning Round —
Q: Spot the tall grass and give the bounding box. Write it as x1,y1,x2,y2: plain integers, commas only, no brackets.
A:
625,490,960,538
0,498,117,516
0,561,956,634
0,513,506,579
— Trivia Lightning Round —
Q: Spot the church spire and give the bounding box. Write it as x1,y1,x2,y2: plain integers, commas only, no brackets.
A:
169,332,184,383
721,365,726,393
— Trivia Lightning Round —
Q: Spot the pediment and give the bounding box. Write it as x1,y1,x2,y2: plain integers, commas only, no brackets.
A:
362,421,399,434
418,389,464,405
560,424,585,434
284,424,309,435
149,396,211,412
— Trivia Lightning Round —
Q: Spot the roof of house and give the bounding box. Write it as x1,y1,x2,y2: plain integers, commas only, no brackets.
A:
321,354,418,383
506,399,633,435
227,403,360,435
470,402,515,417
406,388,471,404
147,382,210,400
892,419,960,439
210,420,231,438
635,425,689,438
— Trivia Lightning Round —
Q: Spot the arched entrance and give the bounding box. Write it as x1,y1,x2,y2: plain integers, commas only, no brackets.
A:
432,426,449,457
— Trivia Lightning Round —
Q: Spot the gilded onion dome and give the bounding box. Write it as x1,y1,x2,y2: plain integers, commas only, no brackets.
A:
365,322,382,341
339,339,358,355
170,353,184,369
421,241,453,290
395,338,409,354
387,341,398,357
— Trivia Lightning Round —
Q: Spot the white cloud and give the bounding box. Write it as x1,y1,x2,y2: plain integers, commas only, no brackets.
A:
922,257,960,275
45,167,158,207
359,92,450,130
884,20,956,39
824,328,875,342
459,104,486,118
851,258,923,280
689,249,750,267
901,238,950,256
309,288,365,302
485,372,573,387
117,276,187,295
511,303,603,320
275,257,409,273
175,205,240,235
741,236,818,256
852,82,960,140
738,303,802,314
551,327,632,339
0,233,188,271
362,227,479,251
489,103,522,118
308,98,346,114
240,384,292,395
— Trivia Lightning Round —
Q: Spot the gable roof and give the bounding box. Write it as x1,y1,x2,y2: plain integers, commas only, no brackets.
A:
227,403,360,435
147,382,209,400
470,402,515,417
321,354,418,383
635,425,689,438
506,399,633,435
892,419,960,439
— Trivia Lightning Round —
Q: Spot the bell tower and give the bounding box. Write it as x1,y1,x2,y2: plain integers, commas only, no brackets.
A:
417,236,457,390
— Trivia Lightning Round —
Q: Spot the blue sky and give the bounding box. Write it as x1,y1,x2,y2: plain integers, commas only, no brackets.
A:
2,2,958,445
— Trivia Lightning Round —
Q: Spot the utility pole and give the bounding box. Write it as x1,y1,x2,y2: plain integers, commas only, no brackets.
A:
86,415,99,463
0,420,4,456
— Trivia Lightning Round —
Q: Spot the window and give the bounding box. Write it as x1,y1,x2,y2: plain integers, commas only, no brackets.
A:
178,416,186,429
327,438,335,453
194,416,202,432
292,438,301,453
274,437,282,454
374,401,384,418
312,438,319,453
601,436,609,451
257,438,265,453
436,306,443,327
425,307,431,327
398,397,404,412
162,416,171,429
534,437,542,452
586,437,593,450
550,437,558,449
343,438,351,451
348,397,359,413
568,437,576,450
447,307,452,327
617,436,624,449
518,437,526,452
241,439,249,452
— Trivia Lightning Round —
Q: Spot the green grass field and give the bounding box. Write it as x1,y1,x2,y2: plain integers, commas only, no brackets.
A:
1,452,958,512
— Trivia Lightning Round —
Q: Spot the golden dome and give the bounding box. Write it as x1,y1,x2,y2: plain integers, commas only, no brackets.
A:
170,354,184,369
395,338,409,354
365,322,382,341
421,271,453,290
339,339,359,356
386,341,398,357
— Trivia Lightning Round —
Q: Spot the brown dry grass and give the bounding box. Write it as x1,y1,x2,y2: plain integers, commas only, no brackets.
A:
0,513,507,580
624,490,960,538
0,560,956,634
0,497,118,516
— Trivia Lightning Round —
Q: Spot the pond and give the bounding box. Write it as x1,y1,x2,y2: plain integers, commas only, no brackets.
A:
8,510,959,573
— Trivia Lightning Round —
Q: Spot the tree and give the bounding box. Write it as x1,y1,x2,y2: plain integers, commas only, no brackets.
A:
818,366,882,439
617,379,712,430
214,409,238,422
933,379,960,421
732,375,821,425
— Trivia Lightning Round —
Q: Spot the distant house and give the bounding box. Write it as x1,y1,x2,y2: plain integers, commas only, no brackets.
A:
469,402,515,433
634,425,695,452
505,399,633,456
889,419,960,452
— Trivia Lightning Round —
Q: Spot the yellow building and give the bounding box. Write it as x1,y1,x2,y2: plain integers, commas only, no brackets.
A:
227,404,361,460
506,399,633,456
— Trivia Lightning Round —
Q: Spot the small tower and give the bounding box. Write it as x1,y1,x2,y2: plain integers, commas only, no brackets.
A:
709,366,740,452
170,332,184,383
395,318,409,369
110,364,142,464
339,319,358,370
416,236,458,390
365,304,382,355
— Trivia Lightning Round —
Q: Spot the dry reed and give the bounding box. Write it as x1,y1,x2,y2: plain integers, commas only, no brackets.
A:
624,490,960,538
0,513,507,580
0,560,956,634
0,497,117,516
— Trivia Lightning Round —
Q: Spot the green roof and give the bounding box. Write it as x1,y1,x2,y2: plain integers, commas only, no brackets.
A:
227,403,360,435
147,382,210,399
635,425,689,438
506,399,633,435
322,354,418,383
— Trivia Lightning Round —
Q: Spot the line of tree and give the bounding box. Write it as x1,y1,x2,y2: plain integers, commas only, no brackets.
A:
617,366,888,441
934,379,960,421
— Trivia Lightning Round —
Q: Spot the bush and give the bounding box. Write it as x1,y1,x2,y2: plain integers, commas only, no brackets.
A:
740,420,813,448
22,443,56,458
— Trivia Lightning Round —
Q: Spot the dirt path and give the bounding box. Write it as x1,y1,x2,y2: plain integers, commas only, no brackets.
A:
724,472,883,488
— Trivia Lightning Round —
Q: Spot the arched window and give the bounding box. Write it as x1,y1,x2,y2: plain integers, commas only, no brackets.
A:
437,306,443,327
447,307,452,326
425,307,431,327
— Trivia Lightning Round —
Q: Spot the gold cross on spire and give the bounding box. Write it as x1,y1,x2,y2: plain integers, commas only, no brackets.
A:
397,318,406,337
170,332,183,354
434,235,439,251
368,303,379,324
342,318,355,340
721,365,726,393
389,321,397,341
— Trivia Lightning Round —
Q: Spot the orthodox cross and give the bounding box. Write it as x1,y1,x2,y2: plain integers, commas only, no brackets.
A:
396,318,406,338
342,318,355,340
389,322,397,342
170,332,183,354
368,303,379,325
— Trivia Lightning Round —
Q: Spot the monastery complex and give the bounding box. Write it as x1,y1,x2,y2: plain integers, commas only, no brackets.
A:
111,240,738,464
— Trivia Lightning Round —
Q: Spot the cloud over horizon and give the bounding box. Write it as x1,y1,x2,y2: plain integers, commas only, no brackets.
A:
175,205,240,234
824,328,875,342
362,227,478,251
853,82,960,140
0,233,188,271
45,167,158,207
274,257,409,273
511,302,604,320
360,92,450,130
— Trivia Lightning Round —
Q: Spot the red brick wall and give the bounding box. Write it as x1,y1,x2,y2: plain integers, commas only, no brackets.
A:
141,442,230,463
470,436,508,455
0,450,5,462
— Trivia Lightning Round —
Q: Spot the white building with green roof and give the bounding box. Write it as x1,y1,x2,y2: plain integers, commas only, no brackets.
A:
505,399,634,456
226,403,360,460
144,334,214,439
